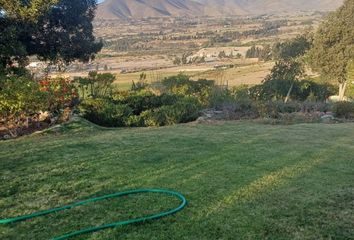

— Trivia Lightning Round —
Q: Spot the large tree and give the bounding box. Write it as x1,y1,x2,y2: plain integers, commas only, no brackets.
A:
0,0,102,73
308,0,354,100
264,35,312,102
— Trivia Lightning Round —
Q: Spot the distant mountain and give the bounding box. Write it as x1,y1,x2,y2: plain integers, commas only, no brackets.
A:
96,0,203,20
197,0,343,15
96,0,343,20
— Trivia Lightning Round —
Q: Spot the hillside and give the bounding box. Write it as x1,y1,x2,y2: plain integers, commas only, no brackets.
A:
96,0,343,20
96,0,203,20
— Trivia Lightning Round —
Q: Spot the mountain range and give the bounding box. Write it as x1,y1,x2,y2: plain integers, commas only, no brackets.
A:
96,0,343,20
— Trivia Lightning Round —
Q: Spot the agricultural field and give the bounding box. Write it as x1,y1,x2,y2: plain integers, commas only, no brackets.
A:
44,12,326,89
0,120,353,239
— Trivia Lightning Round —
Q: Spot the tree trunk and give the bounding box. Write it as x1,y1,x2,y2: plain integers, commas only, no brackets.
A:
338,82,348,101
284,82,295,103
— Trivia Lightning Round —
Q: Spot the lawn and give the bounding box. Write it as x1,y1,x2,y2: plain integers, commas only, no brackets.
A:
0,120,353,239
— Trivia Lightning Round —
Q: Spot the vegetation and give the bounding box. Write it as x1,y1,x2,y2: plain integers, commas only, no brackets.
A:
249,79,336,102
245,45,271,61
78,75,210,127
0,1,354,239
0,0,102,73
308,0,354,100
0,74,77,137
0,0,101,137
75,71,116,99
0,121,353,239
260,35,313,103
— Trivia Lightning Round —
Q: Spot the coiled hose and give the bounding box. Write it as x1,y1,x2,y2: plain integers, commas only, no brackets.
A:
0,188,187,240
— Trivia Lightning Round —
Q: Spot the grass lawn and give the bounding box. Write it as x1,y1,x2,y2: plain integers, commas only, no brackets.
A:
0,120,353,239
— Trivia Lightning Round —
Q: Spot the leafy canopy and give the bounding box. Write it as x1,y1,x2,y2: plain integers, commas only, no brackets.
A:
308,0,354,84
0,0,102,72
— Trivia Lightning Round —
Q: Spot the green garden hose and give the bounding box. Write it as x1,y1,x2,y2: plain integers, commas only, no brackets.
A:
0,188,187,240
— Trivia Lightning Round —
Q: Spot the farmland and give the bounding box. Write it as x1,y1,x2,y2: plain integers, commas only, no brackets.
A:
45,12,326,89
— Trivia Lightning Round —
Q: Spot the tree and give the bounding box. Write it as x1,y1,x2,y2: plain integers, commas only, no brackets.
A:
263,61,304,101
0,0,58,21
246,45,272,61
218,51,227,58
308,0,354,100
273,35,312,61
0,0,102,73
264,35,312,102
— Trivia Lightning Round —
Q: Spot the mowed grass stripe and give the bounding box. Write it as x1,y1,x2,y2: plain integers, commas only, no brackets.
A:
0,121,353,239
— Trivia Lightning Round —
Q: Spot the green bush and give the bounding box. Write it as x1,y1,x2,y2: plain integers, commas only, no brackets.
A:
249,79,336,102
80,91,201,128
0,76,46,121
125,115,144,127
79,98,133,127
256,101,329,119
161,74,214,106
113,91,180,115
74,71,116,99
209,88,234,110
140,97,201,127
332,102,354,119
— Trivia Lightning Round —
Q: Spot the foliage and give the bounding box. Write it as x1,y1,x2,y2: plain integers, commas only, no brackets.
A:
0,76,46,121
273,35,312,60
0,0,58,21
265,60,304,83
113,91,179,115
75,71,116,99
308,0,354,98
39,77,78,113
30,0,103,64
249,79,336,101
0,0,102,73
140,98,200,127
262,35,312,103
0,75,77,136
332,102,354,119
79,98,133,127
131,72,148,91
161,74,215,106
79,88,202,128
245,45,272,60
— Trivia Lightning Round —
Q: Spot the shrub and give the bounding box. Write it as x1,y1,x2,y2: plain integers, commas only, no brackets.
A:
161,74,215,106
80,90,201,128
0,75,78,137
74,71,116,99
125,115,144,127
0,76,46,121
40,77,78,114
173,97,202,123
249,79,336,101
231,85,251,101
79,98,133,127
113,91,180,115
209,88,234,110
256,101,331,119
140,97,201,127
332,102,354,119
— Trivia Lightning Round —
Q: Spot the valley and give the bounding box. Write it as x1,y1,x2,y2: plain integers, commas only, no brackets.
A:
55,12,326,89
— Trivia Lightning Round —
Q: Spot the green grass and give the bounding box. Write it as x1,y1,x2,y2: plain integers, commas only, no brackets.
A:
1,120,353,239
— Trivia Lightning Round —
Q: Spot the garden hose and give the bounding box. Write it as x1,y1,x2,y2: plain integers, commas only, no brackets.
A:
0,188,187,240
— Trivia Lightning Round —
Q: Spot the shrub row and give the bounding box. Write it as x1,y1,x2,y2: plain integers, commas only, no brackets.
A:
79,94,201,127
